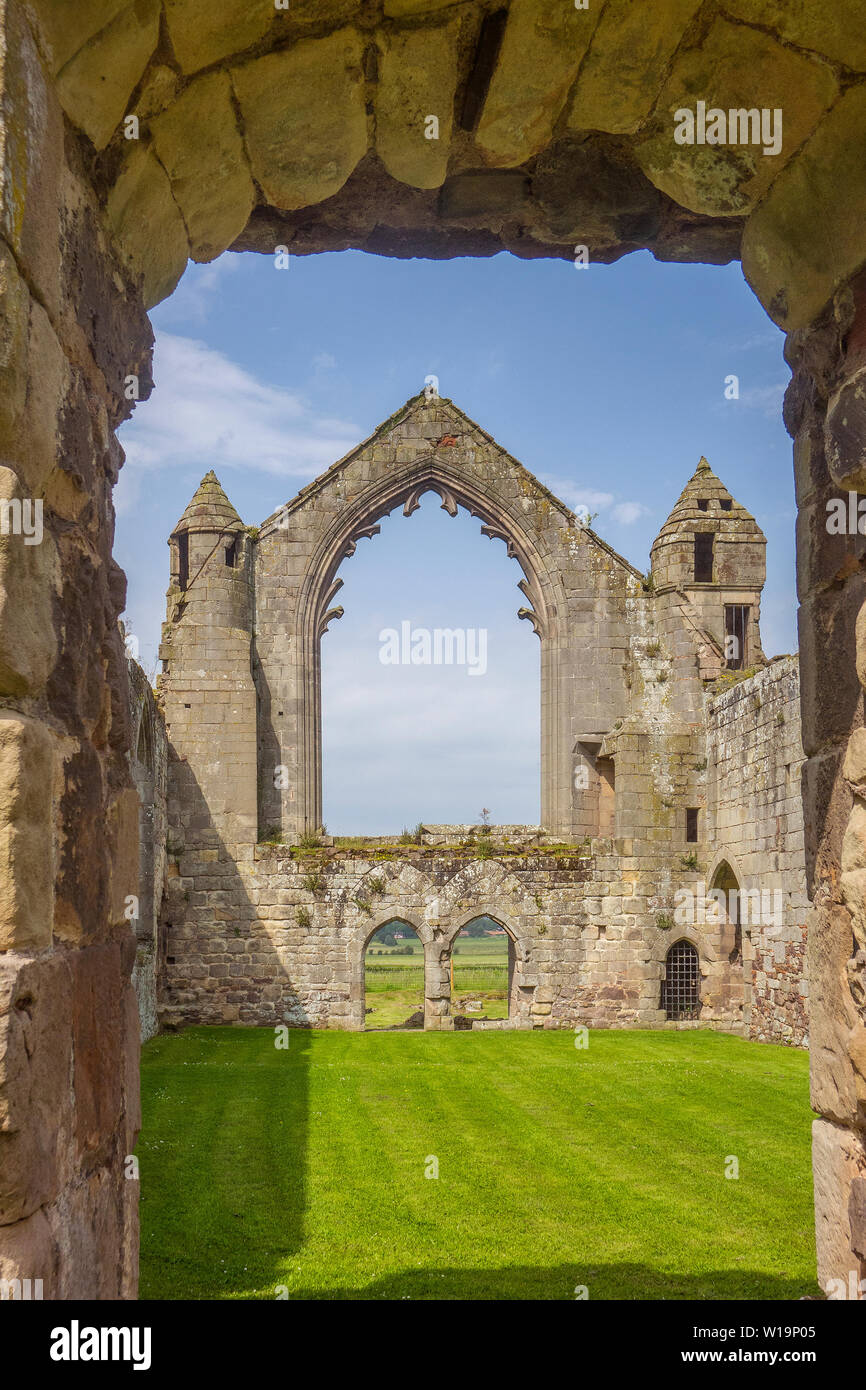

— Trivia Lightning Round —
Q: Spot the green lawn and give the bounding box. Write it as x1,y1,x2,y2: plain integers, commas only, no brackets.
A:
138,1027,818,1301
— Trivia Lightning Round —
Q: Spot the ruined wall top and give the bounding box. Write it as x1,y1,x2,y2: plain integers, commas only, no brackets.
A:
27,0,866,336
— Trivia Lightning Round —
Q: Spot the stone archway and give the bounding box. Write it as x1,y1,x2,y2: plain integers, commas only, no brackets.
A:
3,0,866,1299
708,857,744,964
248,394,644,844
444,911,532,1028
291,450,566,837
355,914,429,1032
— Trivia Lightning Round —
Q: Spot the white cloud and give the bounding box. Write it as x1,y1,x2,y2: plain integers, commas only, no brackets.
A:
322,640,540,830
611,500,649,525
312,351,336,370
116,332,360,513
541,476,614,514
540,476,646,526
732,330,782,352
737,382,787,418
153,254,240,325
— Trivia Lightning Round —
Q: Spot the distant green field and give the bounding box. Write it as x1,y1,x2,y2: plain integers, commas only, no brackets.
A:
138,1027,818,1300
364,933,509,1027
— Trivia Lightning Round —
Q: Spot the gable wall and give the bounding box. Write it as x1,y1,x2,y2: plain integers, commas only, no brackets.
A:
252,395,645,842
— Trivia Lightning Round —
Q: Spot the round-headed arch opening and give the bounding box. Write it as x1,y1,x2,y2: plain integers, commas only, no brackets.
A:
661,939,701,1022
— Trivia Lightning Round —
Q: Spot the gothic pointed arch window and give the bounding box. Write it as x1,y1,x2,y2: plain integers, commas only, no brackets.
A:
136,713,154,773
710,860,742,964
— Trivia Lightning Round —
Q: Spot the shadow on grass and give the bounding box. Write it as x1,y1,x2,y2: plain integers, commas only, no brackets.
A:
138,1026,312,1299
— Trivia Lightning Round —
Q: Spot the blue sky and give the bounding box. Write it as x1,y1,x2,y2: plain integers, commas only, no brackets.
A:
116,248,794,833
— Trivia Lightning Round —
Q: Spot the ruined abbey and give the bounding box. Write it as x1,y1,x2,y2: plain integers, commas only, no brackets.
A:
126,391,808,1046
4,0,866,1307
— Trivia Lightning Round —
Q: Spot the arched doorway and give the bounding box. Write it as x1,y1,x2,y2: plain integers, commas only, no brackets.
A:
710,861,743,965
363,919,424,1031
449,916,515,1026
661,940,701,1022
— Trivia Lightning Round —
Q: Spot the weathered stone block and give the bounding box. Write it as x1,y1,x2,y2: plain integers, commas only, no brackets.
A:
0,1205,59,1299
844,730,866,787
232,30,367,212
824,365,866,493
164,0,274,74
799,583,865,757
0,714,55,949
723,0,866,71
0,953,73,1227
376,20,460,189
475,0,603,167
70,943,125,1164
635,16,835,218
568,0,702,135
439,171,530,220
55,0,161,149
743,86,866,331
812,1117,866,1293
31,0,127,72
808,903,861,1122
105,145,189,308
152,70,256,263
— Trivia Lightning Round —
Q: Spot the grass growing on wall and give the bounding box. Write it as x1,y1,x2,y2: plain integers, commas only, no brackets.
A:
138,1028,817,1301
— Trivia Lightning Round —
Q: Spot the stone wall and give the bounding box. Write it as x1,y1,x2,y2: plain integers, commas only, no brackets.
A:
705,656,809,1046
247,394,644,843
0,2,152,1299
127,658,168,1043
157,829,746,1037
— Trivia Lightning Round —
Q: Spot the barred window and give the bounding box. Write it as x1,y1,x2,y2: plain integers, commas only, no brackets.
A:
724,604,749,670
661,940,700,1020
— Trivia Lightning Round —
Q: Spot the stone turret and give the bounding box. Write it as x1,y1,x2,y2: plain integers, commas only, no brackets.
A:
650,458,766,670
167,469,246,608
158,473,257,858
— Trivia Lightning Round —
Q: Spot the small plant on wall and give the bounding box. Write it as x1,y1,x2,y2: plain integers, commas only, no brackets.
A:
297,906,312,929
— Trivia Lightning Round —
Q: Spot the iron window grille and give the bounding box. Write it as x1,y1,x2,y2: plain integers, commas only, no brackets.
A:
662,940,700,1020
724,604,749,670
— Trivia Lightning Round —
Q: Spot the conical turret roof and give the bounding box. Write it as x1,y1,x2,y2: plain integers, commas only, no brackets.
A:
172,471,244,534
652,457,765,548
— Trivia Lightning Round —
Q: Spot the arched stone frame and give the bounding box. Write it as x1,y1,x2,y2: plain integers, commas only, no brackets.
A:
442,908,534,1027
349,911,432,1032
706,849,749,898
648,925,715,1023
290,454,571,837
706,850,748,963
